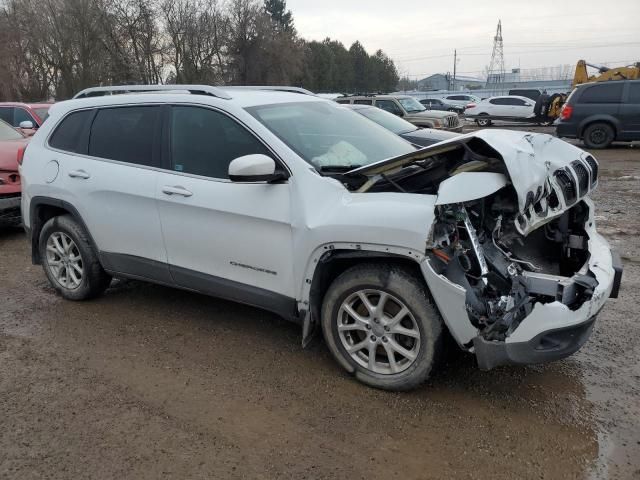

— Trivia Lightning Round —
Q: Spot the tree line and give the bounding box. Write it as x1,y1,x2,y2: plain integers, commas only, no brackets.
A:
0,0,399,101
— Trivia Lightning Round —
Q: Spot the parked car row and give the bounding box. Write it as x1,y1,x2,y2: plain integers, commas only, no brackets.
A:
335,94,462,132
16,84,621,391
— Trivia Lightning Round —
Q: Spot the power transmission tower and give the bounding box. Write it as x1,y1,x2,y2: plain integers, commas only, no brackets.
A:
486,20,505,93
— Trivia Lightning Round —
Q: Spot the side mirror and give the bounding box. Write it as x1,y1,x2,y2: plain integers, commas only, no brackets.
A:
228,154,286,183
19,120,34,129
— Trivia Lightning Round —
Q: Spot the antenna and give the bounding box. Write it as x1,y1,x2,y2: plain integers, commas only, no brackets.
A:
486,20,505,93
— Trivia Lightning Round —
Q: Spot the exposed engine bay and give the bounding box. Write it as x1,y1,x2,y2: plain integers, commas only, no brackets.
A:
341,130,603,343
427,196,596,342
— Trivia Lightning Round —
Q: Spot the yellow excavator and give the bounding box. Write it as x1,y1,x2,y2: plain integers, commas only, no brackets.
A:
572,59,640,87
546,60,640,120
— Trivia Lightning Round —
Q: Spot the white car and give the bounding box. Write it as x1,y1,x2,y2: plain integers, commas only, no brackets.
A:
465,95,536,126
20,85,621,391
440,94,482,108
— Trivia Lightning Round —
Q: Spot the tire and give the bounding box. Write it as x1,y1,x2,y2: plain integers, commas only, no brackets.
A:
583,122,615,149
39,214,112,300
475,114,492,127
321,263,443,391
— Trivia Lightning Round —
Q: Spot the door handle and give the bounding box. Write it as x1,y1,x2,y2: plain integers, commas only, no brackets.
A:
161,185,193,197
68,169,90,179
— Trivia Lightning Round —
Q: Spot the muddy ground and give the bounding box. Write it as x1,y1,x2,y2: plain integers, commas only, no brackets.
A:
1,124,639,479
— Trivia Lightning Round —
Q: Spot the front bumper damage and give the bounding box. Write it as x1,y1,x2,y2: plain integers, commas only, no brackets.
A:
421,216,622,370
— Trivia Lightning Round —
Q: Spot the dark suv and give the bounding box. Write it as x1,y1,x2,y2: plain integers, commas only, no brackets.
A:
556,80,640,148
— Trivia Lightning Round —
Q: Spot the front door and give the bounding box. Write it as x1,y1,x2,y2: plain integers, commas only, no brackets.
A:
156,105,295,313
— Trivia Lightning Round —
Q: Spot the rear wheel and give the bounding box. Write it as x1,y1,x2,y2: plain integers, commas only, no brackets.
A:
475,114,492,127
39,215,112,300
583,122,614,149
321,263,443,391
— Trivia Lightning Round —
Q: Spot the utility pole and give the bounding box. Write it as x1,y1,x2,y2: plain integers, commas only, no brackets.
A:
453,49,457,91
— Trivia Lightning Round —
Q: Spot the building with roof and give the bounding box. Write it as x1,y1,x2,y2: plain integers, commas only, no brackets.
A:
417,73,485,91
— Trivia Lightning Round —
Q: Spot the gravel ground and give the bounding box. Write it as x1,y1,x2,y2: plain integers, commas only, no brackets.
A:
1,125,639,479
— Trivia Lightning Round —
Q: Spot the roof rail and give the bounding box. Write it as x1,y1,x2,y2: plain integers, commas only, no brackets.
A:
72,84,232,100
222,86,315,96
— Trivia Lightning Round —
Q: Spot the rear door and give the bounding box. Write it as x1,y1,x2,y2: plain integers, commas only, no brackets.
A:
50,105,170,282
619,82,640,139
155,105,295,308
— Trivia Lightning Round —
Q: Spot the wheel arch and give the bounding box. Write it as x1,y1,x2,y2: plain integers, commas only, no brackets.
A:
300,243,425,346
29,196,99,265
578,116,620,139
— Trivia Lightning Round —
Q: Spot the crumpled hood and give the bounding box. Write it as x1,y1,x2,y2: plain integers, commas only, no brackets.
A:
0,138,28,172
348,129,595,214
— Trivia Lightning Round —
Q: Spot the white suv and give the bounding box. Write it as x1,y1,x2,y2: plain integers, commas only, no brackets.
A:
20,85,622,391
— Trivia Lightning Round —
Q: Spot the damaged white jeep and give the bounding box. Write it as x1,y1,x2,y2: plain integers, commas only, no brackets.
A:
21,85,622,391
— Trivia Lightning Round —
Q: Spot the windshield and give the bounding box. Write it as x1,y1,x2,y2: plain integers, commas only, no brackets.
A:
34,107,50,122
247,101,415,170
398,97,426,113
356,106,417,135
0,120,23,141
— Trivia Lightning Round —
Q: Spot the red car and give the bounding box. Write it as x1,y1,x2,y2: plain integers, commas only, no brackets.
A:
0,119,29,226
0,102,52,130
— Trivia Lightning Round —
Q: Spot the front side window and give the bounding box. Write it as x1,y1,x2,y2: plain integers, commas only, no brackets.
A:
376,99,403,115
579,83,624,104
247,101,415,170
170,106,270,179
89,106,161,166
397,97,426,113
49,110,94,153
14,108,35,126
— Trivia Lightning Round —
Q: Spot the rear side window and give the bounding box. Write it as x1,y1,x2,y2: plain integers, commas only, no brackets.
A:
354,99,373,105
578,83,624,104
89,106,161,166
335,100,350,104
49,110,94,153
628,83,640,103
490,98,509,105
170,106,270,179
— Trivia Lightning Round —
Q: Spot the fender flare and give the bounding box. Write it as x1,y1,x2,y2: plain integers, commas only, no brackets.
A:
28,196,99,264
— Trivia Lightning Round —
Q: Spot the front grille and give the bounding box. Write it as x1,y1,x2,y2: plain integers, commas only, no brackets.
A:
446,115,458,128
555,169,577,205
571,160,590,197
584,155,599,186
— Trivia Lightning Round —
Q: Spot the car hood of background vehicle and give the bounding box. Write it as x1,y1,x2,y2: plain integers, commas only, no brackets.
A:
348,129,592,213
404,110,453,120
0,138,28,171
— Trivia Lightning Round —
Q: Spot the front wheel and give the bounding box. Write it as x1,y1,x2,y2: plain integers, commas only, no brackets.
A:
321,264,443,391
39,215,112,300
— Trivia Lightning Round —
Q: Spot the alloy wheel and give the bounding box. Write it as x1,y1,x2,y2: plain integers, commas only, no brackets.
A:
46,232,83,290
337,289,421,375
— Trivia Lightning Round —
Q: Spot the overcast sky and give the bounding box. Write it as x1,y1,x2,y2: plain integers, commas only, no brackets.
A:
287,0,640,80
